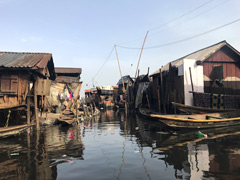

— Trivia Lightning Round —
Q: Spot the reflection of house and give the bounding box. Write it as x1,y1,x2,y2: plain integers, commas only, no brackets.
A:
151,41,240,112
48,67,82,112
187,142,210,180
0,52,55,125
208,138,240,179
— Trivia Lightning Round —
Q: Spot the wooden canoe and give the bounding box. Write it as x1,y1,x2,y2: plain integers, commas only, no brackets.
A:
172,102,237,114
0,123,34,138
55,109,76,126
139,108,240,129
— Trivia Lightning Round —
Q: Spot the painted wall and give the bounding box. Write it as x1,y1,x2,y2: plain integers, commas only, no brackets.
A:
183,59,204,106
203,49,240,95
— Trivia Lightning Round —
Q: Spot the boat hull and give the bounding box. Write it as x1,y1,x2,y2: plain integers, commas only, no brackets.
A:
172,102,236,114
139,108,240,129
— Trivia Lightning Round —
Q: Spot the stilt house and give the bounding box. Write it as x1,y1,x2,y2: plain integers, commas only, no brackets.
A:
150,41,240,112
0,52,55,125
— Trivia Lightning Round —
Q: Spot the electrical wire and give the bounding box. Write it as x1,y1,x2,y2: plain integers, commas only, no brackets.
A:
118,0,215,45
150,0,229,37
116,17,240,50
86,46,114,86
148,0,214,31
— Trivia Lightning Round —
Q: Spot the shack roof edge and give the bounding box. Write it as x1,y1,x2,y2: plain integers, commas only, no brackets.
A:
150,40,240,76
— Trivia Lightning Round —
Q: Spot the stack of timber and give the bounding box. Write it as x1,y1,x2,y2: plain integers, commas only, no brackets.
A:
139,107,240,129
172,102,237,114
55,109,76,126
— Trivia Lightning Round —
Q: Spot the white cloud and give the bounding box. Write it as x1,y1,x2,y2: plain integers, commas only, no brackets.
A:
21,36,43,43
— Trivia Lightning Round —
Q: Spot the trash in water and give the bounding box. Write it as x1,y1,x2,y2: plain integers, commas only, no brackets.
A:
10,153,19,156
50,159,75,167
67,160,75,165
196,131,208,138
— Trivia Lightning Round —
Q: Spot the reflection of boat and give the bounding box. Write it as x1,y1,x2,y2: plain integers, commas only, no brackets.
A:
172,102,237,114
0,123,34,138
153,126,240,151
139,107,240,129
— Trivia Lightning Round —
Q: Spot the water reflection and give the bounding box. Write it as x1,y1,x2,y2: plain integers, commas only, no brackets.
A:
0,110,240,179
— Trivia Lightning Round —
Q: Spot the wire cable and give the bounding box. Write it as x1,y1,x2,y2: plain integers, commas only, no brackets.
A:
150,0,229,37
149,0,214,31
118,0,215,45
87,46,115,86
116,17,240,50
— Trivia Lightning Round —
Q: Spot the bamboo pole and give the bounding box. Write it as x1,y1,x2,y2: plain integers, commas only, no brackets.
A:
134,31,149,79
115,45,126,93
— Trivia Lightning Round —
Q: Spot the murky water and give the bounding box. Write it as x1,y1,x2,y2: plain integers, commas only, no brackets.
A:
1,110,240,180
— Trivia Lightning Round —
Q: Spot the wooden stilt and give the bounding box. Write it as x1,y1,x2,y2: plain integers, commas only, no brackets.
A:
27,75,31,124
174,90,177,114
76,100,79,123
34,85,39,130
27,95,31,124
157,88,161,112
146,94,151,110
160,69,166,113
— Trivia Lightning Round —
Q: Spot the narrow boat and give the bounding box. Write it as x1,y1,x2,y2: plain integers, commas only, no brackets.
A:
0,123,34,138
172,102,237,114
139,108,240,129
55,109,76,126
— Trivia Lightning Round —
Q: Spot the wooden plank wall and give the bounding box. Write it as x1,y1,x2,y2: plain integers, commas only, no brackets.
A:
0,71,29,109
203,49,240,95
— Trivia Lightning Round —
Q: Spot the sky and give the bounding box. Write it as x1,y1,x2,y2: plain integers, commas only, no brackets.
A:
0,0,240,97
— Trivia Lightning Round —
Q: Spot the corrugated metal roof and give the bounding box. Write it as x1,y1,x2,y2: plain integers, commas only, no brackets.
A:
151,40,240,76
55,67,82,74
0,52,52,68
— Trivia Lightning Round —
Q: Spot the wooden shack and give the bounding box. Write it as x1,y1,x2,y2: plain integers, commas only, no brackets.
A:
0,52,55,128
151,41,240,112
96,86,114,109
47,67,82,113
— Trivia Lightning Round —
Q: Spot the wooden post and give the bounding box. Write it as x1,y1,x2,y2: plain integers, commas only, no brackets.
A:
173,90,177,114
27,96,31,124
34,84,39,130
27,75,31,125
76,99,79,123
134,31,149,80
189,67,194,92
157,87,161,112
115,45,126,93
160,69,166,113
146,94,151,110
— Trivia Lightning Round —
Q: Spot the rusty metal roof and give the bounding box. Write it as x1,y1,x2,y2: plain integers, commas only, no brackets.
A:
55,67,82,74
0,52,52,68
151,41,240,76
